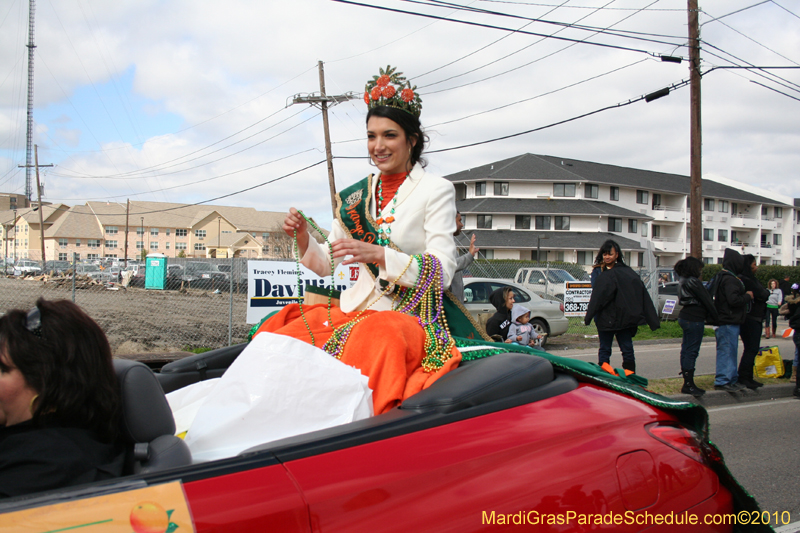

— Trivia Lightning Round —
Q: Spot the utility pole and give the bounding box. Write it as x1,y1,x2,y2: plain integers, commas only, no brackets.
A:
24,0,37,202
18,144,52,263
290,61,358,216
124,199,130,268
688,0,702,259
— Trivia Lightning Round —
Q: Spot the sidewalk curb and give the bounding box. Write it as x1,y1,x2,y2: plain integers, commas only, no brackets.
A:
667,383,798,407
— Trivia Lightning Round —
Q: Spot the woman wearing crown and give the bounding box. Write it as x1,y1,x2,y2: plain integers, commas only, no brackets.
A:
255,66,467,415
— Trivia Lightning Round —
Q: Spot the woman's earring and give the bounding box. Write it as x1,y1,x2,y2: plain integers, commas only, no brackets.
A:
29,394,39,415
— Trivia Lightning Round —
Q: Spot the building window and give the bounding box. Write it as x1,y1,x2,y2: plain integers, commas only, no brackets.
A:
775,207,783,218
106,240,118,248
477,215,492,229
703,257,713,265
176,229,188,237
761,206,769,217
704,228,714,241
576,251,592,265
608,218,621,232
493,182,509,196
475,182,486,196
58,253,67,261
166,242,170,249
718,229,728,242
774,234,782,246
535,216,551,230
58,238,68,247
628,219,638,233
636,190,649,204
641,223,648,237
105,226,118,234
553,183,576,197
610,187,619,201
150,242,159,250
166,229,171,236
136,227,145,236
195,229,206,238
585,184,598,199
554,216,570,230
704,199,715,211
136,241,144,250
652,194,662,209
731,230,739,243
718,200,729,213
478,249,494,260
87,254,99,260
151,228,159,236
638,252,644,265
652,225,661,238
88,239,101,249
75,240,81,247
175,242,187,250
194,243,206,251
515,215,530,229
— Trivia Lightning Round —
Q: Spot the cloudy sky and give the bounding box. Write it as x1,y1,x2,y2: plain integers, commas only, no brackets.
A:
1,0,798,228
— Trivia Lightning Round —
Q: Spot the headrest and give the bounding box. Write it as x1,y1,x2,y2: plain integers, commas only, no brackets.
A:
114,359,176,443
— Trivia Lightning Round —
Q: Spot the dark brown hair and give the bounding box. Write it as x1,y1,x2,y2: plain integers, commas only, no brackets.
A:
674,256,704,279
0,298,120,442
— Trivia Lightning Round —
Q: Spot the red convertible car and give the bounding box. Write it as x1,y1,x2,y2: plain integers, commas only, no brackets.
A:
0,343,760,532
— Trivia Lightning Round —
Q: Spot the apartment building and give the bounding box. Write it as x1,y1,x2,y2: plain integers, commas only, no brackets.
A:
447,153,800,267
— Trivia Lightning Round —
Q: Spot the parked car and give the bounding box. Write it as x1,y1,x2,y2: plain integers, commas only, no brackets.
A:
182,261,229,290
514,267,578,302
0,347,740,531
14,259,42,275
43,260,72,275
657,281,683,319
217,263,247,284
462,278,568,347
75,263,115,282
166,264,185,289
657,267,678,284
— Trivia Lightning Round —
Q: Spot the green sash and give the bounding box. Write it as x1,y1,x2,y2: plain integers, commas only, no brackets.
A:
335,176,490,341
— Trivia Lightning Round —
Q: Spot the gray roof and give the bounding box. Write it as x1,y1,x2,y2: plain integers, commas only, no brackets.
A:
455,230,644,251
457,198,653,220
45,205,104,239
445,153,786,206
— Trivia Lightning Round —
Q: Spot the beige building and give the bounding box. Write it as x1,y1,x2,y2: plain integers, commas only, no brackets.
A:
1,204,68,261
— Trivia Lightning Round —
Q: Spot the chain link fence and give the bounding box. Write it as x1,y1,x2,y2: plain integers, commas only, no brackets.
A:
1,255,664,355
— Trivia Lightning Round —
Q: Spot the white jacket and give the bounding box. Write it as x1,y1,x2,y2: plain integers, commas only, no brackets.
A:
300,164,457,312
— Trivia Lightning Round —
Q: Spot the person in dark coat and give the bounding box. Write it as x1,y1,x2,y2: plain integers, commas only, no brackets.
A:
584,240,660,376
713,248,753,392
737,255,770,389
485,287,515,343
675,256,719,397
784,284,800,399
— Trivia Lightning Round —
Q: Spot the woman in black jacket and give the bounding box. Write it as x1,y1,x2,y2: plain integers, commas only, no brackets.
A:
485,287,515,343
737,254,770,389
584,240,660,376
674,257,719,397
785,285,800,399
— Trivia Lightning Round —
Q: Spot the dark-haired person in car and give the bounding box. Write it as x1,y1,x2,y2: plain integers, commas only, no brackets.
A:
0,298,124,498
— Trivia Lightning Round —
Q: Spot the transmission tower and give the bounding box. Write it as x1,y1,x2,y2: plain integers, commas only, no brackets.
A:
24,0,37,202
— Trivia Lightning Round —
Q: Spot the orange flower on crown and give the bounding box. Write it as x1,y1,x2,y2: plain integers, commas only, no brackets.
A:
370,86,382,100
381,85,396,98
363,91,370,105
377,74,391,87
400,88,415,103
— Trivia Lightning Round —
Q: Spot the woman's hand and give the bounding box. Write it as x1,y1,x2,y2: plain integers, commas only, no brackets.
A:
331,239,386,267
283,208,309,256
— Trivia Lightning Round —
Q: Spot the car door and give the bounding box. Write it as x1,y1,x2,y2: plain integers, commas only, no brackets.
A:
463,281,493,315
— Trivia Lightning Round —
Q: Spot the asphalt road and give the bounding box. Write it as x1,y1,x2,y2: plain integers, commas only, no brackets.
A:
708,399,800,530
554,332,797,380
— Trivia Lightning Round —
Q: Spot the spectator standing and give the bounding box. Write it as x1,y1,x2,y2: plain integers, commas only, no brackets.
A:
584,239,660,376
764,279,782,339
674,257,719,397
785,284,800,397
451,212,479,302
712,249,753,392
779,274,792,305
737,255,769,389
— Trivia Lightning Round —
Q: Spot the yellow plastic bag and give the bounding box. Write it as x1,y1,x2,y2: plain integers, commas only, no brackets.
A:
754,346,784,378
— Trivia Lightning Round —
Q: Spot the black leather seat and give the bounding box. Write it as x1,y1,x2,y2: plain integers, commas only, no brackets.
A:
114,359,192,474
157,343,247,394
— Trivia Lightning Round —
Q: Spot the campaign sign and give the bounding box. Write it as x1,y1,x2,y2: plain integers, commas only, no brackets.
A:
662,299,677,315
563,282,592,317
247,261,358,323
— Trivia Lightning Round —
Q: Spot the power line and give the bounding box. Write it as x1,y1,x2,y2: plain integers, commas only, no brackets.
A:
475,1,684,10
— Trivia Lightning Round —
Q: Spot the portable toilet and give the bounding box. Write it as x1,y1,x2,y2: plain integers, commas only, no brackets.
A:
145,253,168,290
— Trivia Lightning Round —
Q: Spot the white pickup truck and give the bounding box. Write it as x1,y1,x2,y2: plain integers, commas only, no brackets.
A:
513,267,579,302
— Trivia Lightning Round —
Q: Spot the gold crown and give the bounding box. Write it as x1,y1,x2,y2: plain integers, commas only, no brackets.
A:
364,65,422,117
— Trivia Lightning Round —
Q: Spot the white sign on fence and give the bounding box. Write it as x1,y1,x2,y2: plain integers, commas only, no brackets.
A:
563,282,592,317
246,261,358,324
662,299,677,315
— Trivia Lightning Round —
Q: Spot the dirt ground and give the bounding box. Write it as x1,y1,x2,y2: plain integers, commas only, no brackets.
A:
0,277,252,354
